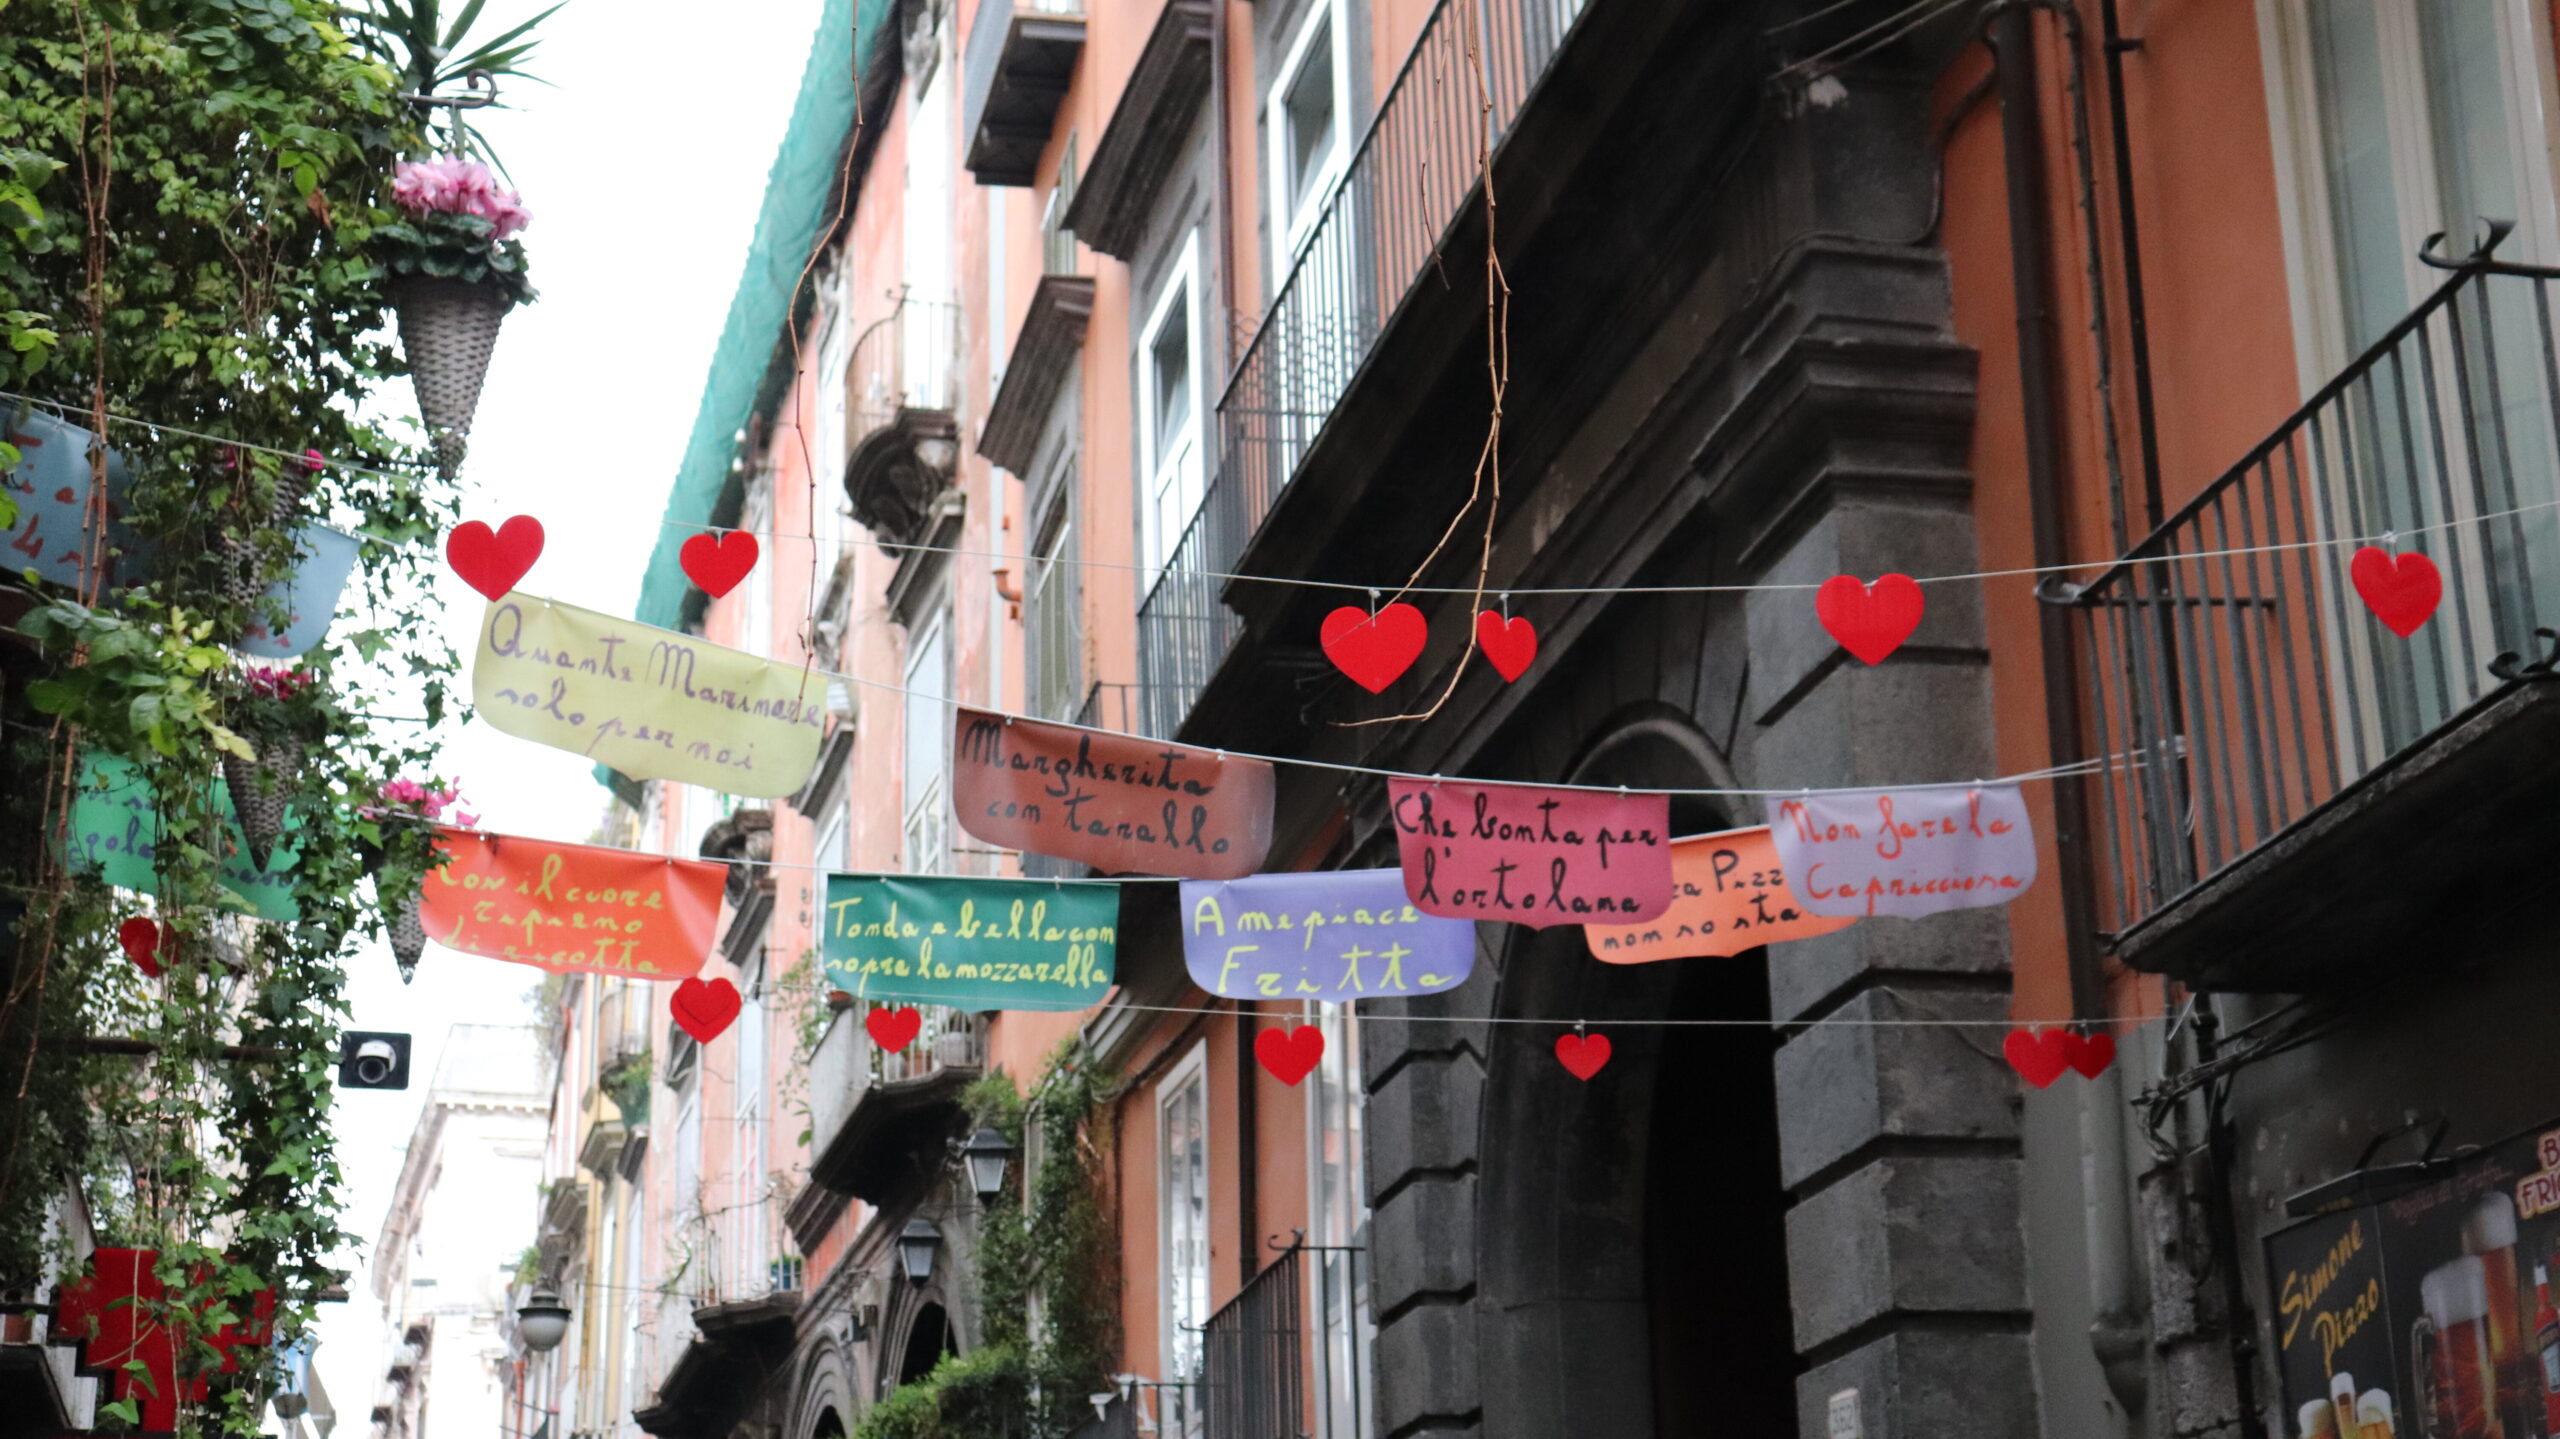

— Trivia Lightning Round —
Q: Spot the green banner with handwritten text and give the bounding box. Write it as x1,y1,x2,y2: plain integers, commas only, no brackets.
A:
820,874,1116,1012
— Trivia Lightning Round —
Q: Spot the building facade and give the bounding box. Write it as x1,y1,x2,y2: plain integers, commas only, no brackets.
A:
366,1025,547,1439
508,1,2560,1437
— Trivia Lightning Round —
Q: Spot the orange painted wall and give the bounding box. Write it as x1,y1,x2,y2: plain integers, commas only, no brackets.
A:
1940,0,2302,1023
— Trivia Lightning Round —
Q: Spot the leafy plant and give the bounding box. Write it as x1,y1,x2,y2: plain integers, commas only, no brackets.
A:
601,1047,651,1125
374,154,534,303
337,0,567,164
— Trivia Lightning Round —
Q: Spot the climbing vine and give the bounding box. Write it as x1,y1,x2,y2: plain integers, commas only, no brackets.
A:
0,4,463,1435
854,1039,1119,1439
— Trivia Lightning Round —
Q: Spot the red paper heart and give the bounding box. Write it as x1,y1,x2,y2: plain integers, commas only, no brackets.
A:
117,917,163,979
446,516,546,602
1320,603,1428,693
2003,1028,2071,1089
1476,610,1538,682
1815,573,1925,665
865,1005,923,1052
680,530,761,598
1554,1032,1612,1081
670,977,742,1043
2061,1030,2116,1080
1254,1024,1325,1086
2349,546,2442,637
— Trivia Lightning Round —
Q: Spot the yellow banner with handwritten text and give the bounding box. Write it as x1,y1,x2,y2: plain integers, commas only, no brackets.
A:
470,592,825,797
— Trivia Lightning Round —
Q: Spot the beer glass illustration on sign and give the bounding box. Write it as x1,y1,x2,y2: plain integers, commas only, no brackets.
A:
2414,1256,2508,1439
2461,1194,2529,1424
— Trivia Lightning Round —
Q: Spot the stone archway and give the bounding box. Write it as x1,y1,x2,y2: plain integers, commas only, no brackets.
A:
1471,707,1799,1439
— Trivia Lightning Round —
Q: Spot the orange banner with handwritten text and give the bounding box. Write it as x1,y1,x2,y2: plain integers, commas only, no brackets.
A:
419,827,727,978
1583,826,1855,963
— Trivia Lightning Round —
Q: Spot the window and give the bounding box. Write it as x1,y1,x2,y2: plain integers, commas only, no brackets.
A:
1158,1045,1211,1392
1268,0,1349,265
1025,469,1081,721
903,606,950,874
1042,135,1081,278
732,954,768,1296
2266,0,2560,737
812,268,854,595
1308,1004,1375,1439
1138,239,1205,583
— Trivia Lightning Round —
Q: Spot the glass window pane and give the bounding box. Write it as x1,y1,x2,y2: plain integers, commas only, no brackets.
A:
1152,295,1193,466
1285,22,1338,212
2307,0,2408,350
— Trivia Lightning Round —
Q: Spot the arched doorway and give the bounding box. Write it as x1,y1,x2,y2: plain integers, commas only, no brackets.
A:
1473,712,1798,1438
895,1301,952,1386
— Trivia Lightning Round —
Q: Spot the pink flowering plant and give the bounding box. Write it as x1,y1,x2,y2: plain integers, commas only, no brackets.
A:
375,155,536,305
373,777,477,830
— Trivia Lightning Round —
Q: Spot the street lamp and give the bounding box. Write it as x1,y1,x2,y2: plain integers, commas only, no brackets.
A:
959,1127,1015,1206
515,1287,571,1353
896,1218,942,1287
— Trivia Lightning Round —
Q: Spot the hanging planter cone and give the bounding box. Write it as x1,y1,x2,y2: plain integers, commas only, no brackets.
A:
391,276,512,477
221,733,301,872
389,893,425,983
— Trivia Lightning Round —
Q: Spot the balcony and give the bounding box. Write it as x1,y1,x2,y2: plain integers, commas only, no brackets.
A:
843,296,966,623
1135,0,1591,738
807,1006,985,1203
2071,248,2560,990
681,1202,802,1347
961,0,1084,187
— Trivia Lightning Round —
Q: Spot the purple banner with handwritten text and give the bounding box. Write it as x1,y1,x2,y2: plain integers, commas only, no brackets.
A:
1179,868,1476,1002
1765,784,2037,918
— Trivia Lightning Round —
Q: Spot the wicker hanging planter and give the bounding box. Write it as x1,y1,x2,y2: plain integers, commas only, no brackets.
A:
392,275,512,477
222,731,301,872
389,891,426,983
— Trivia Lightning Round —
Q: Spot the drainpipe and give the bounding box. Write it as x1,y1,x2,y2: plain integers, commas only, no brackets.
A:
1986,3,2106,1025
2097,0,2166,532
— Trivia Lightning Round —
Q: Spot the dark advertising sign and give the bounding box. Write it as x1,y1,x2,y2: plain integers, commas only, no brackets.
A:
2268,1119,2560,1438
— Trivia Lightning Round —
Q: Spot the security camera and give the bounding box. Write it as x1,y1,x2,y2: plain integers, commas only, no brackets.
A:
338,1032,412,1090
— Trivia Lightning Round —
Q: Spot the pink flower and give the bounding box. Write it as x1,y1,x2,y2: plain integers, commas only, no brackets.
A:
243,664,311,700
302,448,325,473
391,156,527,239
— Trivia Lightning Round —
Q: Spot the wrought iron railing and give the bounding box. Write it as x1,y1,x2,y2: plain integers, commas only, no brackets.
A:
851,295,964,438
1202,1244,1302,1439
874,1006,984,1085
683,1199,804,1310
1134,0,1591,738
2071,249,2560,942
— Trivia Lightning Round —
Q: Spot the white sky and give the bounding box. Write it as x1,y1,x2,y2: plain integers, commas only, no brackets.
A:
308,0,822,1424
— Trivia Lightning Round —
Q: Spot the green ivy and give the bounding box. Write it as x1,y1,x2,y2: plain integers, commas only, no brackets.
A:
0,4,465,1436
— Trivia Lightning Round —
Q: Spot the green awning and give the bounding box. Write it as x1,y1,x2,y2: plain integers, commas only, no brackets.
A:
631,0,890,636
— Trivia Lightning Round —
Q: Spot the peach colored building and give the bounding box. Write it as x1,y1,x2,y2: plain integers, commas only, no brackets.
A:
505,1,2560,1437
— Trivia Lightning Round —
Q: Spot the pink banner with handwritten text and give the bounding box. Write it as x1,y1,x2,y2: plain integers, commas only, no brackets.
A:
1764,785,2036,919
1386,778,1672,928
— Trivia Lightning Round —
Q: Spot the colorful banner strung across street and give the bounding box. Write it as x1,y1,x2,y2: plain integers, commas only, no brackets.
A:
951,709,1275,879
471,591,826,797
1765,784,2037,918
1,406,143,594
239,522,360,658
420,827,727,977
68,753,299,920
1386,777,1673,928
1585,826,1854,962
821,873,1116,1011
1178,868,1475,1001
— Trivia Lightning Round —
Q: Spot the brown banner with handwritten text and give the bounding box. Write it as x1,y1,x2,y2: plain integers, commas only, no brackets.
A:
951,709,1275,879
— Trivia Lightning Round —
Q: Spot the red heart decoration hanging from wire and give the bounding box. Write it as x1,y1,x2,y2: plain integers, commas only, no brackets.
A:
680,530,761,599
446,516,546,602
1255,1024,1325,1085
671,976,741,1043
1815,573,1925,665
117,917,164,979
2002,1027,2071,1089
1321,603,1428,693
2349,546,2442,637
1476,610,1538,682
865,1005,923,1052
1554,1031,1611,1080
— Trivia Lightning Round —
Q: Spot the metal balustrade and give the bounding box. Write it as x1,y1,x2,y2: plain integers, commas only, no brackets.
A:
1134,0,1591,738
1201,1246,1303,1439
2071,249,2560,943
683,1199,804,1311
850,295,964,438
